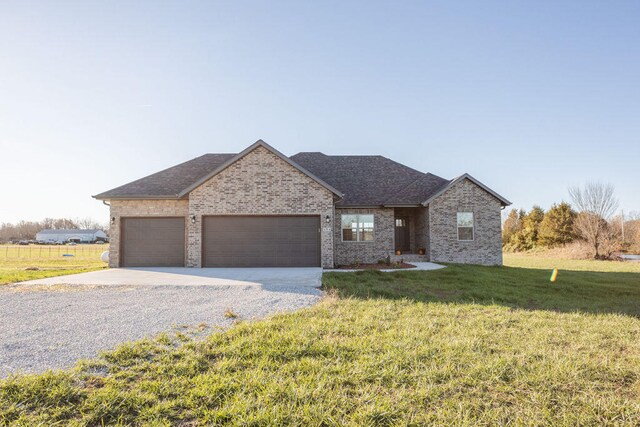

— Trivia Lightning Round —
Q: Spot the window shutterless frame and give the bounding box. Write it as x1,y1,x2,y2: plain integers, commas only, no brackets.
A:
457,212,474,241
341,214,374,242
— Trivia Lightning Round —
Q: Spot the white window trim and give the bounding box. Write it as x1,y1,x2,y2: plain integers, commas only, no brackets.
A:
341,214,375,242
457,212,475,241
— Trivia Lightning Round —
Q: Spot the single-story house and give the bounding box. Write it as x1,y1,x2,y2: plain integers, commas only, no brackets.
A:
36,229,108,243
94,140,510,268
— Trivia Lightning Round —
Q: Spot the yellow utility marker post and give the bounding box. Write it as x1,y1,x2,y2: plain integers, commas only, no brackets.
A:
550,268,559,282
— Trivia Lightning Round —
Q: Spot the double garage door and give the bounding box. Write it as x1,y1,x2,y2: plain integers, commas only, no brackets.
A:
121,216,320,267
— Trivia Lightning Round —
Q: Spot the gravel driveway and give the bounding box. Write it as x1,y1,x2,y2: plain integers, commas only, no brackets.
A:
0,268,322,378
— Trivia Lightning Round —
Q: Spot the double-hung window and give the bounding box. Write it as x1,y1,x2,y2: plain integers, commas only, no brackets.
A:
457,212,474,241
341,214,374,241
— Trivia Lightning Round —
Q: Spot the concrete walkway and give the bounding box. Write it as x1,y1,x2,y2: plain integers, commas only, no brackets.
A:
325,261,445,273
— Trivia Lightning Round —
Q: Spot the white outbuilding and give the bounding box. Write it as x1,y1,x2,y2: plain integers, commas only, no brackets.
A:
35,229,108,243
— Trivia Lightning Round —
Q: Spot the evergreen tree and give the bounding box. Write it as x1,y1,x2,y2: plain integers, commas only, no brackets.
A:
502,208,520,245
538,202,576,247
513,206,544,250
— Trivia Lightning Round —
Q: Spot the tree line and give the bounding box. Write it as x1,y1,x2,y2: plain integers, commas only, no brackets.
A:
0,218,108,243
503,182,639,259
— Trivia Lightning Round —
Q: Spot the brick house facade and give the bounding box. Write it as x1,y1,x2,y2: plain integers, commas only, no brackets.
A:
428,178,503,265
97,140,510,268
186,146,335,268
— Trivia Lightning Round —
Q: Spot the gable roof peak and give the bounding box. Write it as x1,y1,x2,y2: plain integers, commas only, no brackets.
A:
178,139,343,197
421,173,511,207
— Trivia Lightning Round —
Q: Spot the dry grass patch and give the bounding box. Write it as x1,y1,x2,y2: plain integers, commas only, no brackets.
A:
504,252,640,273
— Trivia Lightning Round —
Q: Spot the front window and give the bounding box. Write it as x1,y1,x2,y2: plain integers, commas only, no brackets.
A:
457,212,474,241
342,214,374,242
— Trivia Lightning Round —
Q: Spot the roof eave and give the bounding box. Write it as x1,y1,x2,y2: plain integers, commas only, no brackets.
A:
336,203,423,208
335,204,384,209
92,194,184,201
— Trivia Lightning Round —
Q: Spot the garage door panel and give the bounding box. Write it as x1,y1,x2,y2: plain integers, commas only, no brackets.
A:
122,218,185,267
203,216,320,267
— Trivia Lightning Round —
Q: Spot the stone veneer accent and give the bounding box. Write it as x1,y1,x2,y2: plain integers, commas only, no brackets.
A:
428,178,503,265
108,199,189,268
334,208,394,265
187,146,335,268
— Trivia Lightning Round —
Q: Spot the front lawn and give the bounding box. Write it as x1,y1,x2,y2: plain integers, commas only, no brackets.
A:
323,261,640,316
0,259,106,285
1,258,639,425
0,244,107,285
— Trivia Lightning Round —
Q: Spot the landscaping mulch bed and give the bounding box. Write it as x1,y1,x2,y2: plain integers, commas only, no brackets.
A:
335,262,416,270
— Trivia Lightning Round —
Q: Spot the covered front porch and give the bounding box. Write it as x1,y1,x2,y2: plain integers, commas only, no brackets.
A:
390,207,430,261
334,206,432,266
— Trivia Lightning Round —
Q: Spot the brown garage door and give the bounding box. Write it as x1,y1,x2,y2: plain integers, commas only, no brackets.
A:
121,217,185,267
203,216,320,267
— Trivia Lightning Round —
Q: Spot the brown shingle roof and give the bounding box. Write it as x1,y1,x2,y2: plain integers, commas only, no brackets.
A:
93,153,235,199
289,153,449,206
94,146,454,206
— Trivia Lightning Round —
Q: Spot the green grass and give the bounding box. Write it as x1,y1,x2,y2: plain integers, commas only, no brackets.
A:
323,262,640,316
1,257,639,425
0,245,107,285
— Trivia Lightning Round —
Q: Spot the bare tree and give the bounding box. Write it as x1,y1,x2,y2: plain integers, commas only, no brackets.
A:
0,217,107,242
568,182,619,259
75,217,101,230
52,218,78,229
75,217,109,235
623,211,640,253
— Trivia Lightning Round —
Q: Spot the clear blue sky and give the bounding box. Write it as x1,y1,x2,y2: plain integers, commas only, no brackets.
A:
1,1,638,224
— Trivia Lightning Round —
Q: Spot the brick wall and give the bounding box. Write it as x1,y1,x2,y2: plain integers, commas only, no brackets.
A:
334,208,394,265
108,199,189,268
414,206,430,257
428,178,503,265
187,146,335,267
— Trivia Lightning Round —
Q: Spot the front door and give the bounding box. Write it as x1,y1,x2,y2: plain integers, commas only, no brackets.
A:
394,217,410,252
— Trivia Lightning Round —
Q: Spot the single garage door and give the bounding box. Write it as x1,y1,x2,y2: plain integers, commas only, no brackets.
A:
121,217,185,267
203,216,320,267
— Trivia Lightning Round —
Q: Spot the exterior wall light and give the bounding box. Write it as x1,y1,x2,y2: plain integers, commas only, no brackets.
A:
110,216,116,225
190,215,196,224
325,215,331,223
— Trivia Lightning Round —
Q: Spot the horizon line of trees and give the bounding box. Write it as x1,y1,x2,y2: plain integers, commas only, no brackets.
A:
0,218,109,242
503,182,639,259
